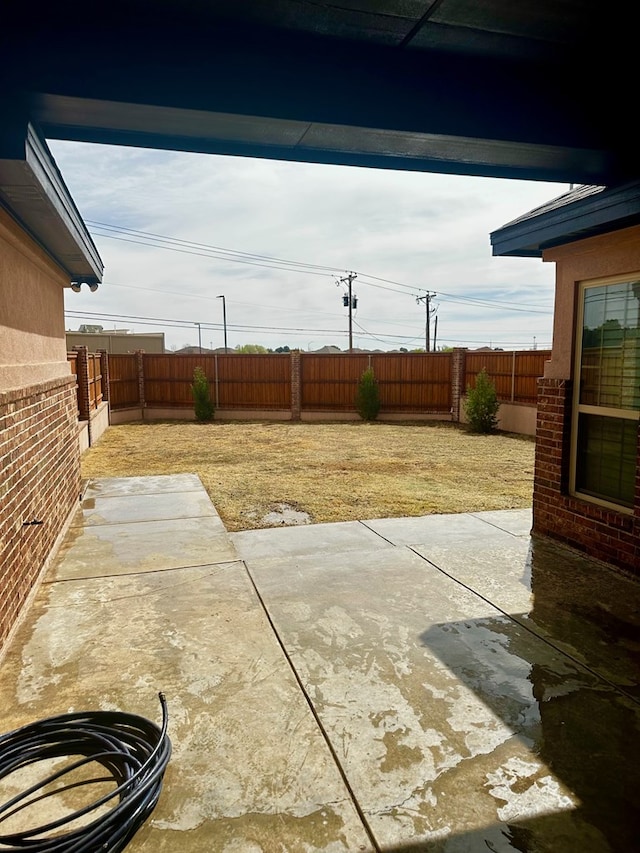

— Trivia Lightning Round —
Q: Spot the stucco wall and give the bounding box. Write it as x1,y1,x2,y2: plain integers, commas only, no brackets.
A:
543,224,640,381
0,206,70,390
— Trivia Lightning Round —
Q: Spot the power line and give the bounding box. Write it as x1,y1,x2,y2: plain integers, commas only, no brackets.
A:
357,271,553,310
87,220,553,315
65,308,550,347
89,232,336,278
352,319,424,348
86,220,346,273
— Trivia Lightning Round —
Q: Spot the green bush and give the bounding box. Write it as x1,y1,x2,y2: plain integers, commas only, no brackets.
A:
191,366,215,422
356,366,381,421
464,368,499,433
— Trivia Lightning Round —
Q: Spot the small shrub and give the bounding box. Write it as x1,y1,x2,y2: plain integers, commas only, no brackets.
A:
191,366,215,422
464,368,499,433
356,366,381,421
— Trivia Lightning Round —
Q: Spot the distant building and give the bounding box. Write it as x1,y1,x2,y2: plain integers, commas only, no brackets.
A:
66,329,165,353
310,345,342,354
172,346,230,354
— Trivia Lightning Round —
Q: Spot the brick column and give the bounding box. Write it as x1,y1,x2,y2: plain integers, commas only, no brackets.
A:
450,347,467,422
533,378,572,534
73,345,92,444
135,350,146,409
290,350,301,421
97,349,110,405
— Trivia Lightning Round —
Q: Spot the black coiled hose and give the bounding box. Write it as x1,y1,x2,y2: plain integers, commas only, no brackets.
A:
0,692,171,852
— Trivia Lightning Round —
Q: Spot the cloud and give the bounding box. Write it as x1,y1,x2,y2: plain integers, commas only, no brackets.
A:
52,140,566,351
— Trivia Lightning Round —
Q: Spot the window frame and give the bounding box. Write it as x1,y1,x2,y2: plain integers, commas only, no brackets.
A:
569,273,639,514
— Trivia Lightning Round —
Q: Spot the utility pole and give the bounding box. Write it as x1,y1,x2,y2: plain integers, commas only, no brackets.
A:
416,292,437,351
217,295,228,351
195,322,202,353
337,272,357,351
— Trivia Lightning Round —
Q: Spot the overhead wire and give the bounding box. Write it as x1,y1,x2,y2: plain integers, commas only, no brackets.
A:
65,308,550,347
86,221,554,315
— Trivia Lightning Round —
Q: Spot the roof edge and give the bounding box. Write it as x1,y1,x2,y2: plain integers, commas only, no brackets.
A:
0,123,103,283
490,180,640,258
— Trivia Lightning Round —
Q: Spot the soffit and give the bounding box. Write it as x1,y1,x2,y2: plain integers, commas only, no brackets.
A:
0,126,103,283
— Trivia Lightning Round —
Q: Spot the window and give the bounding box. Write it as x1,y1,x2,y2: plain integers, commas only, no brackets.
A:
571,277,640,510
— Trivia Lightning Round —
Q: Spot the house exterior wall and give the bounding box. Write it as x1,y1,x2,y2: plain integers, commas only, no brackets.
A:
0,207,81,651
1,207,69,389
535,225,640,572
459,397,538,436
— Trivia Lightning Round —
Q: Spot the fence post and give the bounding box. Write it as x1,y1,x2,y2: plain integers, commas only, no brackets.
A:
214,353,220,409
511,350,516,402
73,345,92,444
451,348,467,422
135,350,146,412
291,350,301,421
98,349,110,408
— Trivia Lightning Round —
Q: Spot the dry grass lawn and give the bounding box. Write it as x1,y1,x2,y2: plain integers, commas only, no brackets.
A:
81,420,535,531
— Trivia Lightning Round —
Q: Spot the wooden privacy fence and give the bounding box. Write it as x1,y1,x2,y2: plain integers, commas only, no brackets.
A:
78,348,550,418
68,347,105,420
464,350,549,404
301,353,451,412
142,354,292,409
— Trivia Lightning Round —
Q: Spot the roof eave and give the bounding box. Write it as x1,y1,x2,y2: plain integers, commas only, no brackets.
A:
0,124,103,283
490,180,640,258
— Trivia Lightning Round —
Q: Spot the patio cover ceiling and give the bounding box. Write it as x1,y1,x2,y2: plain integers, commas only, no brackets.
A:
1,1,636,187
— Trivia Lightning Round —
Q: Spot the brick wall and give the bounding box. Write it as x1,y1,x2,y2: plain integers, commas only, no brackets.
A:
0,376,81,650
533,378,640,574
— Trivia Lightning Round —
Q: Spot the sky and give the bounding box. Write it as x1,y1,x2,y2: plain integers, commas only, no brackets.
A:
49,139,570,353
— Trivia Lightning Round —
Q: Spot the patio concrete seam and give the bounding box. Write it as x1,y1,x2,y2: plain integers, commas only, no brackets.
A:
470,513,531,538
72,513,218,528
42,559,245,584
407,545,640,707
357,520,399,547
83,488,204,497
240,558,383,853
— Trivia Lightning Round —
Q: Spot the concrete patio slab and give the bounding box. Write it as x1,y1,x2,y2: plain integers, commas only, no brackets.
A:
470,508,533,537
410,537,534,614
1,476,638,853
362,512,518,548
51,517,237,580
230,520,394,561
243,546,640,852
410,535,640,698
81,473,204,497
0,562,372,852
71,490,218,527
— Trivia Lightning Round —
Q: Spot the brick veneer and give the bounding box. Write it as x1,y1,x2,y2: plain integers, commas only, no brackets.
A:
533,378,640,574
0,376,81,650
